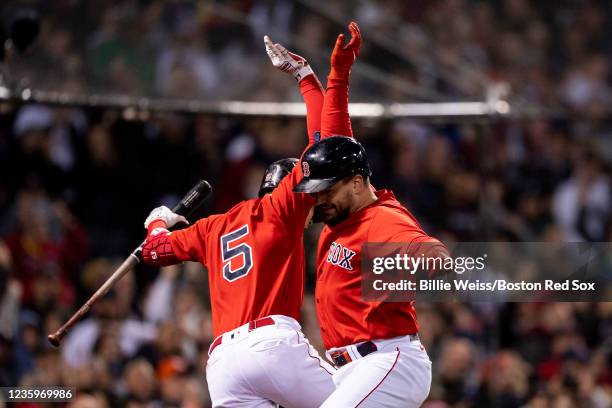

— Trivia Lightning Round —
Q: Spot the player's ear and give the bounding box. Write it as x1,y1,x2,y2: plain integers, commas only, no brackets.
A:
352,174,366,193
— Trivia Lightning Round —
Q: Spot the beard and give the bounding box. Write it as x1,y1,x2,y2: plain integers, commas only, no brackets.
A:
314,204,350,227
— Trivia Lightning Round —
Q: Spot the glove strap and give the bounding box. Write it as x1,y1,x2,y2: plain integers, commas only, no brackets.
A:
295,65,314,82
147,219,168,234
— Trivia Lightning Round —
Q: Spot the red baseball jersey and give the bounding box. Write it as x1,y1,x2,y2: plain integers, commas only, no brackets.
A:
142,74,324,338
169,166,314,337
315,189,440,349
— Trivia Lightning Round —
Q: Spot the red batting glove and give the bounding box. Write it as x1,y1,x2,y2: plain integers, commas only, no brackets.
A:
330,21,362,79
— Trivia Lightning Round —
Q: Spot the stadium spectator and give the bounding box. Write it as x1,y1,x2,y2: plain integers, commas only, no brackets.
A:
1,1,611,407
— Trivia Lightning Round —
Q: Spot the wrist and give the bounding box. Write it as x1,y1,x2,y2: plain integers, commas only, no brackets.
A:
295,65,314,82
147,219,168,235
329,67,351,81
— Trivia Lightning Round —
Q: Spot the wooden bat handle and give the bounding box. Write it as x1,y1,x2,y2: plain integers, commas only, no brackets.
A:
47,253,140,347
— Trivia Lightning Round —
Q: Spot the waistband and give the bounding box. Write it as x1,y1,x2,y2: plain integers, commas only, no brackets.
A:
326,333,420,367
208,315,300,356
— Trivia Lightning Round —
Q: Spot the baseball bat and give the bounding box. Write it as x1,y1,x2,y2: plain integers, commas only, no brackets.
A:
47,180,212,347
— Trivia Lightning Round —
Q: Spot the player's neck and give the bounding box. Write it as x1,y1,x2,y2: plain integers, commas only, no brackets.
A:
351,188,378,215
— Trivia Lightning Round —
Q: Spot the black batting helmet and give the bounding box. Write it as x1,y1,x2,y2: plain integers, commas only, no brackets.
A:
294,136,371,193
258,158,299,197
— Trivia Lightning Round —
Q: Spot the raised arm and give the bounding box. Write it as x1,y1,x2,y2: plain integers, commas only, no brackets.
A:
321,22,361,138
264,36,324,146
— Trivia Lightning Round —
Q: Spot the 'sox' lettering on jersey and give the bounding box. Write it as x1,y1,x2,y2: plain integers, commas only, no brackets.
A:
326,243,336,262
339,247,356,270
331,243,341,264
325,242,356,271
302,161,310,177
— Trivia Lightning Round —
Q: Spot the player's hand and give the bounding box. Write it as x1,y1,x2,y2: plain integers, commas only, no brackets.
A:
330,21,361,73
144,206,188,229
264,35,314,82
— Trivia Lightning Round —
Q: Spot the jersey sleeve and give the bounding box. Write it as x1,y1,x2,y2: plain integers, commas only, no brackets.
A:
259,75,321,227
169,217,212,265
299,74,324,147
368,213,429,243
368,210,450,277
321,67,352,139
266,161,315,229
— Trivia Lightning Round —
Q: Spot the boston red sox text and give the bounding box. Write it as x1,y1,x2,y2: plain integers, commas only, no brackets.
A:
373,279,596,292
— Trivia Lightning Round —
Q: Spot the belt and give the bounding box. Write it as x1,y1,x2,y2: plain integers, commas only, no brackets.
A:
208,316,275,355
330,341,377,367
330,333,420,367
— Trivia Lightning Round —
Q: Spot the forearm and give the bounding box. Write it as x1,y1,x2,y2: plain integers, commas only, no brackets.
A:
321,21,360,138
263,36,325,145
141,220,181,266
321,69,352,138
299,74,324,145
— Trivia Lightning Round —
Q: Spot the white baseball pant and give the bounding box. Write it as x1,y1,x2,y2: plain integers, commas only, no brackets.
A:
320,334,432,407
205,315,335,407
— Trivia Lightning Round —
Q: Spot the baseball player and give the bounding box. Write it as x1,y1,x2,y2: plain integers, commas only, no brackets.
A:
139,44,335,407
293,22,450,407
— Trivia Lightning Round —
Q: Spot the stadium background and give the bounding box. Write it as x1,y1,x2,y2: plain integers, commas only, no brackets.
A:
0,0,611,407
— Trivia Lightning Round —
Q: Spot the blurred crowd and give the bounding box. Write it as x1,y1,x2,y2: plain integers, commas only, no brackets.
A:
3,0,612,111
0,0,611,408
0,106,611,408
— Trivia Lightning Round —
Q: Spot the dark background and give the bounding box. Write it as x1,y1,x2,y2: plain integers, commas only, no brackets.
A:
0,1,611,407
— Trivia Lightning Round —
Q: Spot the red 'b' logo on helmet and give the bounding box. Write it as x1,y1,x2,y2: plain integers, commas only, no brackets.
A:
302,162,310,177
